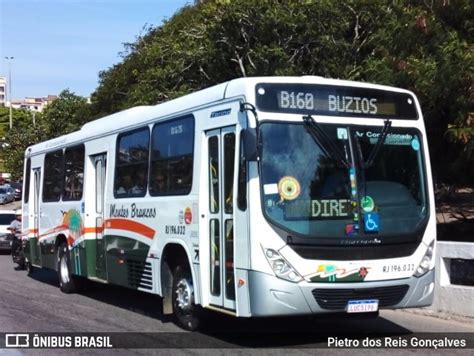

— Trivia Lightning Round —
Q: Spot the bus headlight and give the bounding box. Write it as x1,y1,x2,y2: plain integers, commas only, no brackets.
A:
414,241,435,277
264,248,303,282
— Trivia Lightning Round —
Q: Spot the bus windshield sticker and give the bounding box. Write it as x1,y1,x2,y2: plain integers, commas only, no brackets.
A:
277,176,301,201
411,138,420,151
345,223,359,236
337,128,348,140
263,183,279,195
356,131,413,146
361,196,375,212
364,212,380,233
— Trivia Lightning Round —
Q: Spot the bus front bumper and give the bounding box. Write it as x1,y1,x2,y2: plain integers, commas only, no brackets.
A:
247,269,434,317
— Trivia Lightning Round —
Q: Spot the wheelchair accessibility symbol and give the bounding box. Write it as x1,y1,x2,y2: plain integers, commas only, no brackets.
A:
364,213,380,233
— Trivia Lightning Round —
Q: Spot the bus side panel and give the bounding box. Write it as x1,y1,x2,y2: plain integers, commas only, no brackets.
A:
39,201,85,272
105,234,152,289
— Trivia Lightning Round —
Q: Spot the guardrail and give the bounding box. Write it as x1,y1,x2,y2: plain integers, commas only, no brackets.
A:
429,241,474,317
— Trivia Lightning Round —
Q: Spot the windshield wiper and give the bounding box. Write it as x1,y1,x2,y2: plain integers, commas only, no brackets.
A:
357,119,392,169
303,115,351,168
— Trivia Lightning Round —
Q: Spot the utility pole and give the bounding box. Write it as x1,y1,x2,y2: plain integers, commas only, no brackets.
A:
4,57,14,129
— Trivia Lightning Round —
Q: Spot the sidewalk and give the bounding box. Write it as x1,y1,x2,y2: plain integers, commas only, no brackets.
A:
402,307,474,326
0,200,20,211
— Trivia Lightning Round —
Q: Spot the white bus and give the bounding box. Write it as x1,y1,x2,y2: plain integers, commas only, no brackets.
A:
22,76,435,330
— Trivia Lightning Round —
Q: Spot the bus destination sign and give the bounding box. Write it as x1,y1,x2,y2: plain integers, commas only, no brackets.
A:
255,83,418,120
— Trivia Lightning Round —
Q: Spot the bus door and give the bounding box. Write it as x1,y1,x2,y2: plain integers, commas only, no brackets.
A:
92,154,107,280
31,168,42,266
206,126,236,310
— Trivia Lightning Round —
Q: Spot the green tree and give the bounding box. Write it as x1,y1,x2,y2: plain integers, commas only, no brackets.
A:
0,107,33,173
2,89,89,179
0,106,33,138
39,89,89,138
2,120,47,181
7,0,471,184
89,0,473,186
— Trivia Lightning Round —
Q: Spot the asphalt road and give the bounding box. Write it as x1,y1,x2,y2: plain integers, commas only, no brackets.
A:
0,200,472,354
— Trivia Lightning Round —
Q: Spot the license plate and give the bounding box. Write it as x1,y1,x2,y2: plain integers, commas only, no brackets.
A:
347,299,379,313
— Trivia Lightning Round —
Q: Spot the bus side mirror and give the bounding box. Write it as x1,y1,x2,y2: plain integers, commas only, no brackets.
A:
241,128,258,161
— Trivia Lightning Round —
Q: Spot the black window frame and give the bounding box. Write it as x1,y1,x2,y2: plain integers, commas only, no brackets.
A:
114,126,150,199
149,115,195,196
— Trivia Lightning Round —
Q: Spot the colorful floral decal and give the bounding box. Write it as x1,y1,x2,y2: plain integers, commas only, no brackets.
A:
309,264,371,283
62,209,84,246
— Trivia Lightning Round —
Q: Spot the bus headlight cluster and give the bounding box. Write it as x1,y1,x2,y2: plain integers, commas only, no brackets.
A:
414,241,435,277
264,248,303,282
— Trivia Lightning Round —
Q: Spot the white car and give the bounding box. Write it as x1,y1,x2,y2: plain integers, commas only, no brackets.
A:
0,186,15,205
0,210,15,251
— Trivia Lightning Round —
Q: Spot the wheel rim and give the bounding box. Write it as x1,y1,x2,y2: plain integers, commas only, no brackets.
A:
60,253,70,284
175,277,193,313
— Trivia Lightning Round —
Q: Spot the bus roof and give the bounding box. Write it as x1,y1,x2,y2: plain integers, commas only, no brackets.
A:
26,76,415,156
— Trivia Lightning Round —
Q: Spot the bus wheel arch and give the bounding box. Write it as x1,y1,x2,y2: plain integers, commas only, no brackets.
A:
161,242,200,331
55,234,68,259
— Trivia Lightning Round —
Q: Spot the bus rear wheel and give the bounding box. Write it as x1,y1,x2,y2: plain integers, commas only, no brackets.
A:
172,264,200,331
57,242,80,293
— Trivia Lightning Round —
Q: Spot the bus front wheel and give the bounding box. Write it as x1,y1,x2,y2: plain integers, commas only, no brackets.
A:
172,264,200,331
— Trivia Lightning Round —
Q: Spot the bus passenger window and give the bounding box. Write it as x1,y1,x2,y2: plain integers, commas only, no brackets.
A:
209,136,219,213
43,149,63,202
24,158,31,203
224,133,235,214
237,134,247,211
114,127,150,198
63,144,84,201
150,115,194,196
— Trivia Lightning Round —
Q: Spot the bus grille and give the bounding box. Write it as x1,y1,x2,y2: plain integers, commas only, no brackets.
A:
312,285,409,310
127,260,153,290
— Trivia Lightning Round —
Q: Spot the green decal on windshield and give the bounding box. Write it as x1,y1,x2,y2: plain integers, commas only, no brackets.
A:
361,196,375,212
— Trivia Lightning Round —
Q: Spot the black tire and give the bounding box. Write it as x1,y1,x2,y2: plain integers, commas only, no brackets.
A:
11,237,25,269
57,242,80,293
10,237,20,264
172,264,200,331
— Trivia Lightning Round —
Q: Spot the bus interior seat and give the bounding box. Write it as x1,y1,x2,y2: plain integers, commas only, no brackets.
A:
365,181,417,207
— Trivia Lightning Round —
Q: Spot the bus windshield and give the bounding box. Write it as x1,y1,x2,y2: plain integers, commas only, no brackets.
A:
259,121,428,242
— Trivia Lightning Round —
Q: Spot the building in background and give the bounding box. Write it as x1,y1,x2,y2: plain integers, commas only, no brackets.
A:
0,77,6,106
11,95,57,112
0,74,56,112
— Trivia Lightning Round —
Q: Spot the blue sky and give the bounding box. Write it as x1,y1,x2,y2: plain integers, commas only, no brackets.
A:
0,0,190,99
